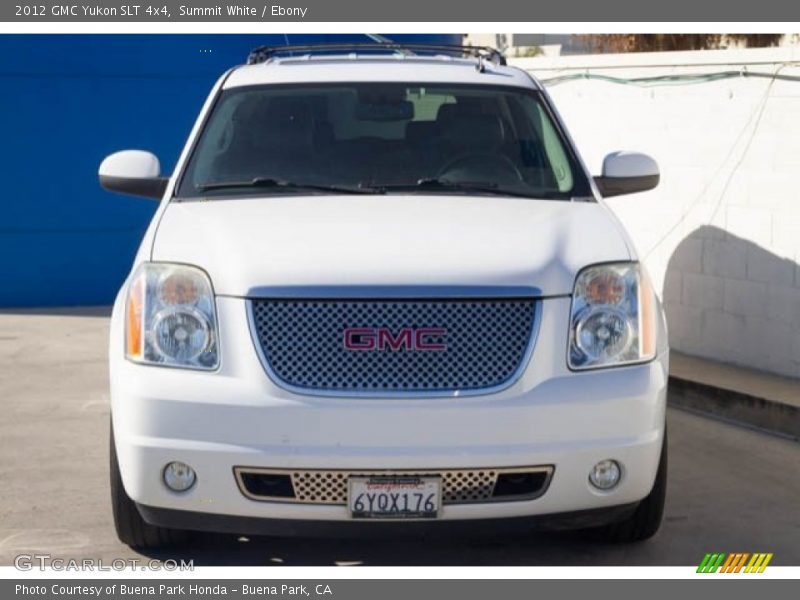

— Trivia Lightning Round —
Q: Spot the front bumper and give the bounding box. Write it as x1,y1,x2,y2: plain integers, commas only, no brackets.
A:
136,503,639,537
110,294,668,529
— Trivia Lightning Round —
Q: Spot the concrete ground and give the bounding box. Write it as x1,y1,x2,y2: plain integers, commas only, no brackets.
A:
1,310,799,566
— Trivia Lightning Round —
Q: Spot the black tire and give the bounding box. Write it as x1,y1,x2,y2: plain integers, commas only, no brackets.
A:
593,428,668,543
110,423,189,549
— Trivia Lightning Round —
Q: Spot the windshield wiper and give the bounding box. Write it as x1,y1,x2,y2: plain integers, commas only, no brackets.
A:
373,178,541,199
197,177,380,195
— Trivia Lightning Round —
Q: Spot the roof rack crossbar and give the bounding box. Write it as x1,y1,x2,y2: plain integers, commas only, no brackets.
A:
246,43,507,66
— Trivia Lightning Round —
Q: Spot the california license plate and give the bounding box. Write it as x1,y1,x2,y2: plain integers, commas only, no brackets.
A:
348,475,441,519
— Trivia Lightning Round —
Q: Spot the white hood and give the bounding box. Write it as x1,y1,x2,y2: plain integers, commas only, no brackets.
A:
151,195,631,297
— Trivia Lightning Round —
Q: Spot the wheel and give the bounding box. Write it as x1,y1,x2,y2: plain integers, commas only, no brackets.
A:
592,427,667,543
110,422,189,549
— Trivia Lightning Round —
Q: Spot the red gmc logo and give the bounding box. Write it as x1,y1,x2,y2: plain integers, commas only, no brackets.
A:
343,327,447,351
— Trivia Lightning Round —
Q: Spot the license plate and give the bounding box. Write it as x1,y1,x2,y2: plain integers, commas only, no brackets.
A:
348,475,441,519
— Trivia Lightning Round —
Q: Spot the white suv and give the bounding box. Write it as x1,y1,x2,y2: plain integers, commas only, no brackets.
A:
100,44,668,549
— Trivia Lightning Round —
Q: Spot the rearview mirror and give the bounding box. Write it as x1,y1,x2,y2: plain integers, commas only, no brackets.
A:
594,151,659,198
355,100,414,122
98,150,168,200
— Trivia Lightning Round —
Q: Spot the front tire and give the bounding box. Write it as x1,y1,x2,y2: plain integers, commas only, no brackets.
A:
593,428,668,543
110,423,189,549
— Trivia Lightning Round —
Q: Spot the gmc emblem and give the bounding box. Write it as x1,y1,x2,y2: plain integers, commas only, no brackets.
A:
343,327,447,351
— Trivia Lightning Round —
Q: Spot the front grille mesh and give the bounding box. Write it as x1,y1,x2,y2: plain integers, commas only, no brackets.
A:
251,299,537,393
235,467,553,505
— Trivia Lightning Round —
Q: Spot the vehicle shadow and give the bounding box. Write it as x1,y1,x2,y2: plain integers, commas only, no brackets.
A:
662,225,799,379
138,529,626,566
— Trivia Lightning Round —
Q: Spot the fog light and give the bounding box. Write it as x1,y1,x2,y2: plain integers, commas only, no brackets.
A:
589,459,621,490
163,461,196,492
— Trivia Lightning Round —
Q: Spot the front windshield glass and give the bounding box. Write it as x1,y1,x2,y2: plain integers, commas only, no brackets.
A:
176,83,591,200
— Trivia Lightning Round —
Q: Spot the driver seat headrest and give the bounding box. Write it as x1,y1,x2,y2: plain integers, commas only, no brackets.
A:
440,114,505,151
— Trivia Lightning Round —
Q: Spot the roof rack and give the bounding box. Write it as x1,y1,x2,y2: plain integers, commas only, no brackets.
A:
246,43,507,67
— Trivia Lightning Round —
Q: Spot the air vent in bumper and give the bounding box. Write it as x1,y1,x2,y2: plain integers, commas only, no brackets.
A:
234,466,554,505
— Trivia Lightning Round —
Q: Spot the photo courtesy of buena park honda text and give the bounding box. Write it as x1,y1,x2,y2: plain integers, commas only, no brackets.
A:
0,0,798,596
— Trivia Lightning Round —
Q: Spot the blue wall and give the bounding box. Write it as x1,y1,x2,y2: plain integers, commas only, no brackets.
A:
0,34,460,307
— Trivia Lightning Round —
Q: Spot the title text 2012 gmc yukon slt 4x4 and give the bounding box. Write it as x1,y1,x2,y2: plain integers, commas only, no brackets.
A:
99,44,668,549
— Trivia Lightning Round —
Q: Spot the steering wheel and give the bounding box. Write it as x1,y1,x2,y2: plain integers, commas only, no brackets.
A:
437,153,524,182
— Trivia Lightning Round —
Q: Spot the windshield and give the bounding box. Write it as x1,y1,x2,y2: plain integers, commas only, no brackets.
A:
175,83,591,200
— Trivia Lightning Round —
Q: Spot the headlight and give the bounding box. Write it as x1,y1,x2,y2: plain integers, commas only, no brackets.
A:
568,262,656,370
125,263,218,370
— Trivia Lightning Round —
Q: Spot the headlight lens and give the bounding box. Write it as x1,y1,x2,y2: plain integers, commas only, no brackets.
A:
125,263,218,369
569,262,656,370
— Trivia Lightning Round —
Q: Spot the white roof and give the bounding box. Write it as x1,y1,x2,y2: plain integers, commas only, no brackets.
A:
223,55,540,89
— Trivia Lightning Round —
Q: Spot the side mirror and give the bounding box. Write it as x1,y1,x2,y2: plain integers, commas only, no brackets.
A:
98,150,168,200
594,151,659,198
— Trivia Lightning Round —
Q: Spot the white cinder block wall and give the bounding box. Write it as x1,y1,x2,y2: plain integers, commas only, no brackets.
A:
513,47,800,379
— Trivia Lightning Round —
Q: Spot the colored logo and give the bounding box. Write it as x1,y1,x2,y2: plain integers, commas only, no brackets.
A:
697,553,773,573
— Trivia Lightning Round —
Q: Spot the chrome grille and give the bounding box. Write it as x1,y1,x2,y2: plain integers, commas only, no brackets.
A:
250,298,537,394
234,467,554,505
